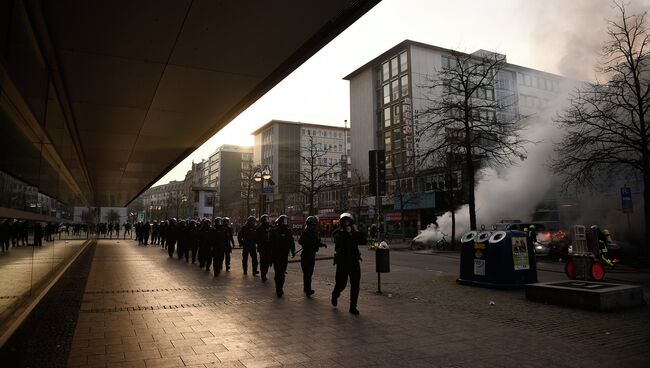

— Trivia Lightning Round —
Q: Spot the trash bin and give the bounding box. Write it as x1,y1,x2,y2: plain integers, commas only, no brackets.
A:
457,230,537,289
376,245,390,273
459,231,479,281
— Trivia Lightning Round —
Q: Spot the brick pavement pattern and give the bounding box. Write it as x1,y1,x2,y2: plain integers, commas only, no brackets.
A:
68,240,649,368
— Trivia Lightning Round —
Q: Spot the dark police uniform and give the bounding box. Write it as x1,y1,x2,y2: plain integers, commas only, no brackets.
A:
331,225,366,314
238,222,258,275
298,225,325,295
271,223,296,297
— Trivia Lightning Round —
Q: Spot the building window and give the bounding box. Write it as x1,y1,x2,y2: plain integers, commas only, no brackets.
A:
400,75,409,97
392,104,401,125
384,131,392,151
390,57,398,78
382,62,390,82
391,79,399,100
383,84,391,105
384,107,391,128
399,51,408,72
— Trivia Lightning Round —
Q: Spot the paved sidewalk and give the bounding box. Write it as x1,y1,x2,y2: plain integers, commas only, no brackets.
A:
68,240,649,368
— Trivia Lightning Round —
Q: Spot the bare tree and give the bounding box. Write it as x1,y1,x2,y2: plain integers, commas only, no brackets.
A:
552,1,650,253
298,134,340,215
416,49,528,230
106,209,120,224
348,168,369,219
241,162,261,217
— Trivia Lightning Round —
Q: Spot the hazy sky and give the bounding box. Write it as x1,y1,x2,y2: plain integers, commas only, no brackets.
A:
155,0,648,185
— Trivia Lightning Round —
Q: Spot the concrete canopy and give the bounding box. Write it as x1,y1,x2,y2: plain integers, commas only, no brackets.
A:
21,0,379,207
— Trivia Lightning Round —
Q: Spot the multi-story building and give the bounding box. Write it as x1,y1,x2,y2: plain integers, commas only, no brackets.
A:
252,120,350,218
344,40,567,234
206,145,254,220
138,180,187,220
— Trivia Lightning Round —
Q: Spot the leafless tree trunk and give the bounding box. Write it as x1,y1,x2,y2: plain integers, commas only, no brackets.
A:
552,1,650,254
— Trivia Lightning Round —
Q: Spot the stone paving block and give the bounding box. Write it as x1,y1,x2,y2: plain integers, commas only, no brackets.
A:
159,345,197,358
192,343,229,354
123,349,161,362
238,357,282,368
180,352,221,365
143,356,184,368
215,349,254,362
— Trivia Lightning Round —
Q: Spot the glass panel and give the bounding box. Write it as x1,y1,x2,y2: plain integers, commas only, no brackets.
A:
393,104,401,125
384,131,391,151
400,51,408,72
391,80,399,100
384,107,391,128
382,62,390,82
400,75,409,96
390,57,398,78
383,84,391,105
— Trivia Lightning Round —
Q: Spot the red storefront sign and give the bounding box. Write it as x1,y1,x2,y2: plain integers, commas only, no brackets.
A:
385,211,417,221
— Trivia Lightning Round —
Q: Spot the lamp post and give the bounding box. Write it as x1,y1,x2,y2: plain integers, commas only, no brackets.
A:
254,165,272,216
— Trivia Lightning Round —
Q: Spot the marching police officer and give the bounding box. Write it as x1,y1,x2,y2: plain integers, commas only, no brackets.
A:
198,219,213,271
222,217,235,271
271,215,295,297
299,216,326,296
331,212,366,315
238,216,259,275
211,217,230,275
256,215,273,282
166,218,177,257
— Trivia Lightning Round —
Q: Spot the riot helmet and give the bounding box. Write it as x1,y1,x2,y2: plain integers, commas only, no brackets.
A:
275,214,289,227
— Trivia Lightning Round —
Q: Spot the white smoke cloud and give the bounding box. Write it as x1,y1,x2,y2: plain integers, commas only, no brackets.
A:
415,105,568,244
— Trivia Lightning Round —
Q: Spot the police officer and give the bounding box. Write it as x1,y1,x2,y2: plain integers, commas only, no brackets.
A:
167,218,177,257
142,221,151,245
272,215,296,297
331,212,366,315
212,217,230,275
256,215,273,282
299,216,326,296
151,221,159,245
238,216,259,275
198,219,213,271
222,217,235,271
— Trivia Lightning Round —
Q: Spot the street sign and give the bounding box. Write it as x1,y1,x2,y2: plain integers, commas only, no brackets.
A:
369,150,386,196
263,187,274,194
621,186,633,213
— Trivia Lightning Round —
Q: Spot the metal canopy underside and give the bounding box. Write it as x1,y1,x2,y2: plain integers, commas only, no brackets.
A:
24,0,378,207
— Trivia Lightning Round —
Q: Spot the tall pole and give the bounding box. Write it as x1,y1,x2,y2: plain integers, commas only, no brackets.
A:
259,181,264,216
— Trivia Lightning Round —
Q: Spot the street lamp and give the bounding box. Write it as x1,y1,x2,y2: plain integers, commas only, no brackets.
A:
254,165,272,216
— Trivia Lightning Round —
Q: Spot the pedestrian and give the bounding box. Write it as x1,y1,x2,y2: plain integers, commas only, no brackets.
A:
256,215,273,282
299,216,327,296
331,212,366,315
166,218,177,257
238,216,259,275
33,222,43,247
222,217,235,270
198,219,211,270
211,217,228,275
271,215,295,297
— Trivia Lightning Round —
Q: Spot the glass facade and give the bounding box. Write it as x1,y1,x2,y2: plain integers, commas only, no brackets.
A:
377,49,413,174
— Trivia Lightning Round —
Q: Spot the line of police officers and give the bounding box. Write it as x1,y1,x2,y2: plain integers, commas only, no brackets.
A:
132,212,366,315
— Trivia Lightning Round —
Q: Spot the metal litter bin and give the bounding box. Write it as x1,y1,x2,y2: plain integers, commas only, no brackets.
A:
376,248,390,273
